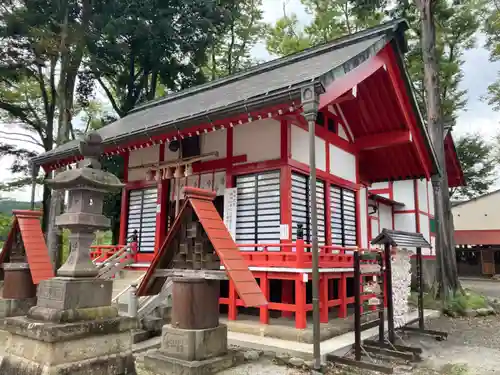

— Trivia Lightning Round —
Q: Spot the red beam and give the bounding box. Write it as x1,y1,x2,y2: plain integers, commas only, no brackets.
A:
319,55,385,109
379,47,431,179
355,130,411,151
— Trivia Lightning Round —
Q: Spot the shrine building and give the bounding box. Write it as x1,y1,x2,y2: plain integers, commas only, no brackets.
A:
32,19,464,328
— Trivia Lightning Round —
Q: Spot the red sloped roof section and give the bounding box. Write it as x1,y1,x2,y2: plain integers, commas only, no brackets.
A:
14,210,54,284
137,187,267,307
187,188,267,307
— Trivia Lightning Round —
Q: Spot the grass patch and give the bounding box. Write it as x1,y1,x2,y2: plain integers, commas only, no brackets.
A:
439,363,470,375
408,289,490,316
446,290,489,314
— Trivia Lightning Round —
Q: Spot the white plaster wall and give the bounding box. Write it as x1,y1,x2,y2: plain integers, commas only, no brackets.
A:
202,130,227,159
128,145,160,181
359,188,368,248
417,179,428,213
338,125,349,141
370,218,379,244
234,118,280,163
393,180,415,209
453,191,500,230
394,212,416,233
420,213,430,242
290,125,326,171
329,144,356,182
379,203,393,232
430,236,436,255
369,182,389,190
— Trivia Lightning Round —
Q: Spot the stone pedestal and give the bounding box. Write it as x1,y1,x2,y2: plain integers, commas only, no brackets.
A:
0,263,37,318
144,278,234,375
143,324,235,375
0,277,139,375
0,315,138,375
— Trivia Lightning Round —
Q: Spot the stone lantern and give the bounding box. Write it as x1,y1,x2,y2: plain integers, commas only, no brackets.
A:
0,132,137,375
47,132,124,278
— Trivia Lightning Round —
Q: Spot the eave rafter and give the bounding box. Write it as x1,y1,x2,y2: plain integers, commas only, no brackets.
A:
379,47,431,179
356,130,412,151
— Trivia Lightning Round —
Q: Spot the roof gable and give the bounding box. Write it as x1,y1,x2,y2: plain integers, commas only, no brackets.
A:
137,187,267,307
1,210,54,284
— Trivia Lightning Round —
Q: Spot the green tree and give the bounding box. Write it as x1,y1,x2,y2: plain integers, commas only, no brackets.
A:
205,0,266,79
451,133,496,199
483,0,500,109
86,0,232,117
266,1,479,124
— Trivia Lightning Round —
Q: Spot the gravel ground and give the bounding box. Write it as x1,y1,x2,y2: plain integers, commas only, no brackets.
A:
134,315,500,375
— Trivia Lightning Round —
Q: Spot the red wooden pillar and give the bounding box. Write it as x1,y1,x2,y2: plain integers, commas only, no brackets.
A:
228,279,238,320
282,280,293,318
260,273,269,324
339,273,347,318
118,151,129,246
320,275,329,323
295,274,307,329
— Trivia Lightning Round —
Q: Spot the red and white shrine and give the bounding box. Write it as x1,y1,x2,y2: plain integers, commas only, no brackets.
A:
33,19,464,329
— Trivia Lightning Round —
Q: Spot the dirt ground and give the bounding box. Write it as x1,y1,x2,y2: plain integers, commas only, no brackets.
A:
213,315,500,375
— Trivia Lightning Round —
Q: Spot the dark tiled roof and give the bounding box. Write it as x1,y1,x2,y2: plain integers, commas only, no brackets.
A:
33,19,408,166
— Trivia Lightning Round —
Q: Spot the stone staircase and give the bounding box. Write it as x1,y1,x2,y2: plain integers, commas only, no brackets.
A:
110,269,172,343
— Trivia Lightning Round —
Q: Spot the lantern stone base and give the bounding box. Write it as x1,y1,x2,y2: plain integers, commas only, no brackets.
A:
143,324,235,375
0,315,139,375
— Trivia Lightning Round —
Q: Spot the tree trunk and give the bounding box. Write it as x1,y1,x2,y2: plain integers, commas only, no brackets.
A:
46,170,64,270
417,0,461,300
41,184,51,234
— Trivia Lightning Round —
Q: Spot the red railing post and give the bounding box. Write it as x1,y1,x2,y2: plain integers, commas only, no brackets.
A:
320,275,329,323
295,273,307,329
339,273,347,318
260,273,269,324
228,280,237,321
296,239,305,268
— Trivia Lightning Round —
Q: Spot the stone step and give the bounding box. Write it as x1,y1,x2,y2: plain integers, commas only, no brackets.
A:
131,329,151,344
142,316,164,334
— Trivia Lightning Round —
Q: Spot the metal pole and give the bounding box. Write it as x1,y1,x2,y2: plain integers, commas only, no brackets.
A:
384,243,395,343
308,117,321,371
353,250,362,361
417,247,425,330
377,251,385,343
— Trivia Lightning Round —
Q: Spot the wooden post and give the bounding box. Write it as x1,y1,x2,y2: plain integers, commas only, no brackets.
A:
320,275,329,323
339,273,347,318
295,274,307,329
228,279,237,321
260,273,269,324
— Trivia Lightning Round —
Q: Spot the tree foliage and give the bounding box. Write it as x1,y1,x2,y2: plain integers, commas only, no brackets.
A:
482,0,500,109
451,132,496,199
205,0,266,79
86,0,233,117
265,0,479,126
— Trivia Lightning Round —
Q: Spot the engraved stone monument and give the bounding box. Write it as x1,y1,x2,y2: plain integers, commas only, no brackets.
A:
0,132,138,375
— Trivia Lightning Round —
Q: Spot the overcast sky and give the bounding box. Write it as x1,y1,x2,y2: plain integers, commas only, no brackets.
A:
2,0,499,201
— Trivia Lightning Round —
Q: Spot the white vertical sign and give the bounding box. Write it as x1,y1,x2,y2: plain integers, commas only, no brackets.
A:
223,188,238,240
